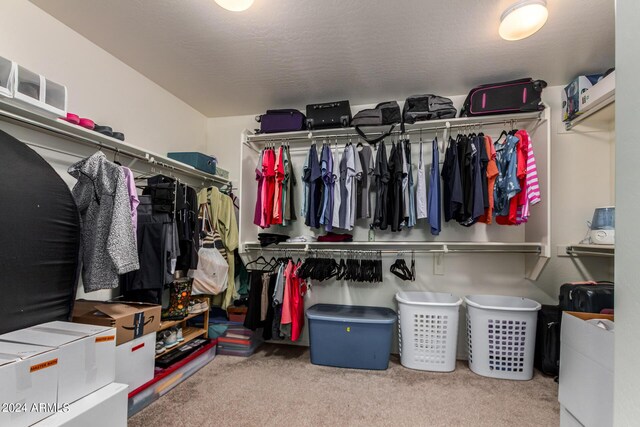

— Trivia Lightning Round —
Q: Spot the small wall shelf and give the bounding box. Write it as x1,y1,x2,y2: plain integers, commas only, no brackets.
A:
564,95,615,131
565,244,614,257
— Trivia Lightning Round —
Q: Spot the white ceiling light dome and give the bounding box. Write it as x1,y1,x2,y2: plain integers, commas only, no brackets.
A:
214,0,254,12
499,0,549,41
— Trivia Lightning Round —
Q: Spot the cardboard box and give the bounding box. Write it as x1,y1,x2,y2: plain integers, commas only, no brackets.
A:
34,383,128,427
115,333,156,393
580,70,615,113
0,341,59,427
558,311,614,427
72,300,161,345
0,321,116,405
561,405,585,427
562,74,602,121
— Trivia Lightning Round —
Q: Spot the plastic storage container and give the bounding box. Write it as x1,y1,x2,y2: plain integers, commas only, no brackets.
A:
306,304,396,370
465,295,541,380
395,291,462,372
11,64,67,117
167,152,217,175
0,56,15,98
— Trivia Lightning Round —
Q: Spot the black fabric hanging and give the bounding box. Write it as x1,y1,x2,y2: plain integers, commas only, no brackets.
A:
0,129,81,334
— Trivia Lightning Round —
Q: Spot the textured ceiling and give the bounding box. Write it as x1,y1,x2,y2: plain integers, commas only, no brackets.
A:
31,0,615,117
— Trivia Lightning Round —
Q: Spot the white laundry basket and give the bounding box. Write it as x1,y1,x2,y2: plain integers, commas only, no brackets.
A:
395,291,462,372
465,294,541,381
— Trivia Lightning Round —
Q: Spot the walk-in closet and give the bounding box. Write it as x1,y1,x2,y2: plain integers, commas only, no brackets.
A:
0,1,633,426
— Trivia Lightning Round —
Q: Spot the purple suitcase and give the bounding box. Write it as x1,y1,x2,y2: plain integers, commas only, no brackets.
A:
256,109,306,133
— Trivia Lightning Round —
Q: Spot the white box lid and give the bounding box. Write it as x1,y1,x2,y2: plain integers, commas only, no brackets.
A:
0,326,89,348
39,321,113,336
0,341,57,360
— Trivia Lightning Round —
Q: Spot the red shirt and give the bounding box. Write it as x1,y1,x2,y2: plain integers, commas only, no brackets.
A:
272,146,285,225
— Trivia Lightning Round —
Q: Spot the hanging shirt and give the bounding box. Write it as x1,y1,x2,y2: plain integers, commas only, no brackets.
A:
416,141,428,220
339,145,356,230
301,149,311,219
494,134,521,217
320,144,333,229
332,144,342,229
290,261,307,342
441,136,463,222
254,150,265,227
401,140,410,225
305,144,323,228
350,144,362,229
262,149,276,226
121,166,139,240
286,146,297,223
405,139,416,228
356,144,374,219
373,141,390,230
478,136,499,224
388,141,404,232
280,260,294,339
282,147,290,226
428,138,441,235
516,130,541,224
470,136,486,224
272,146,284,225
497,133,526,225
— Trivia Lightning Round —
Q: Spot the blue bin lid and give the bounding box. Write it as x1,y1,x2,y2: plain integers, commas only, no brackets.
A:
306,304,396,324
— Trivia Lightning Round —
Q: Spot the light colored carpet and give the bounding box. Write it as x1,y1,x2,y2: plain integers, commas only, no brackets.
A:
129,344,559,427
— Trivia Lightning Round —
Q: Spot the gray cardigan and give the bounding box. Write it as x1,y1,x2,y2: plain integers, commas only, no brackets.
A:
68,151,139,291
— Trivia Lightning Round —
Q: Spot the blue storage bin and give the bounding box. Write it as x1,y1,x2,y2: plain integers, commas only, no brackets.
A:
167,152,216,175
306,304,396,370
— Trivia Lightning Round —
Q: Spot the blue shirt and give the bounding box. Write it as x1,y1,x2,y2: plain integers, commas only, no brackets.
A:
494,135,520,217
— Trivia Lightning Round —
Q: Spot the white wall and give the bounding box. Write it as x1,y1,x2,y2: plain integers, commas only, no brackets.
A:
0,0,209,300
614,0,640,424
207,87,615,352
1,0,207,155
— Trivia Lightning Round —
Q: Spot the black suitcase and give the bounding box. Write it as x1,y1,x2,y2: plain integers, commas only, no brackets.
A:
460,78,547,117
305,100,351,130
534,305,561,376
559,281,614,312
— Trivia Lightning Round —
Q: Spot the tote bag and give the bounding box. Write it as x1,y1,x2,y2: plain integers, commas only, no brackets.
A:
192,203,229,295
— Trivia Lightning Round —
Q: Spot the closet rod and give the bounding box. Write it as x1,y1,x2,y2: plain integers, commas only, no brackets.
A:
0,102,230,187
245,114,543,145
246,247,540,255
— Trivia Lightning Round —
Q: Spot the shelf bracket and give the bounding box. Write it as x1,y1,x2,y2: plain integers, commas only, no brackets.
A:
433,252,445,276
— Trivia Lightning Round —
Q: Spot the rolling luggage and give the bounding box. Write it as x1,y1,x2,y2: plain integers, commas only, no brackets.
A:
559,281,614,312
460,78,547,117
305,100,351,130
534,305,562,376
256,109,306,133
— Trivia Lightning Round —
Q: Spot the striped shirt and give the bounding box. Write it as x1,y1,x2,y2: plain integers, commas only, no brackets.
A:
516,130,541,224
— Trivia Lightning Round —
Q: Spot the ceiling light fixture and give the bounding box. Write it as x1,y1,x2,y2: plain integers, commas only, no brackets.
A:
214,0,254,12
499,0,548,41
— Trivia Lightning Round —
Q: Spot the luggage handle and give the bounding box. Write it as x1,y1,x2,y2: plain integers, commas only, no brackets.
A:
354,124,396,145
312,102,343,109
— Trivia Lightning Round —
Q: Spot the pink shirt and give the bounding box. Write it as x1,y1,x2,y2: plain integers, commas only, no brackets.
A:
121,167,139,240
515,130,541,224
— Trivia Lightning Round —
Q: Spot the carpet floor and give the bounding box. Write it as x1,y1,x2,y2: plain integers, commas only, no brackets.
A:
129,344,559,427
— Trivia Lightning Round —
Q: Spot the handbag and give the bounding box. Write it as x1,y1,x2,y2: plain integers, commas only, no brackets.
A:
192,203,229,295
161,277,193,321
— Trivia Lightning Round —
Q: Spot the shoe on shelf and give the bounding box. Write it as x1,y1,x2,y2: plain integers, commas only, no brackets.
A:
155,334,166,355
164,329,178,349
176,327,184,342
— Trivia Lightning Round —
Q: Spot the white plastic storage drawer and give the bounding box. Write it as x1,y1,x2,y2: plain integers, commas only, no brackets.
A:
0,56,15,98
12,64,67,117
